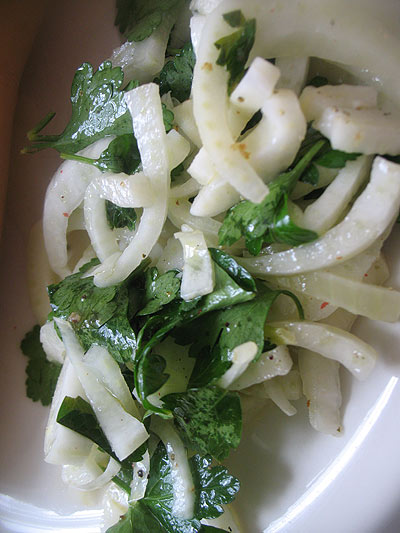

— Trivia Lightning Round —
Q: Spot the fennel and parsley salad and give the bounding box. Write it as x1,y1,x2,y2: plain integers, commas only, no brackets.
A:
20,0,400,531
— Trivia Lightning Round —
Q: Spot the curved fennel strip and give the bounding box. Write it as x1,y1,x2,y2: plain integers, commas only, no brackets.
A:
130,450,150,502
192,7,269,202
266,321,377,380
55,318,148,461
239,157,400,276
43,138,112,278
299,156,372,234
230,345,292,391
93,84,170,287
168,198,221,246
175,225,215,300
298,349,342,436
275,56,309,96
44,358,92,466
62,446,120,491
109,10,177,84
218,341,258,389
27,220,59,325
40,321,65,364
151,418,195,520
264,378,297,416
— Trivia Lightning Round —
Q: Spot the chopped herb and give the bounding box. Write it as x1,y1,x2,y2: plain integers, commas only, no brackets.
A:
23,62,132,155
115,0,180,42
219,140,326,253
20,325,61,406
157,42,196,102
214,11,256,94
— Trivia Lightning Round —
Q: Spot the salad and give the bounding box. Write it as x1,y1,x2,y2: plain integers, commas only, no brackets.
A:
16,0,400,531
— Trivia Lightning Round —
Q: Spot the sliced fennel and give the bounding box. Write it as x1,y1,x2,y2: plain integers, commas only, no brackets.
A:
175,225,215,301
55,318,148,461
298,349,342,436
230,345,293,390
239,157,400,276
266,321,377,380
218,341,258,388
151,418,195,520
93,83,170,287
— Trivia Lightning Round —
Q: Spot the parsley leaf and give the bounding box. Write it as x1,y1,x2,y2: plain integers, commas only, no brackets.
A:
106,200,137,231
219,140,326,253
24,62,133,155
20,325,61,406
163,386,242,460
178,283,302,388
157,42,196,102
115,0,180,42
48,259,137,364
214,11,256,94
133,257,256,416
138,268,181,316
190,454,240,519
60,134,142,174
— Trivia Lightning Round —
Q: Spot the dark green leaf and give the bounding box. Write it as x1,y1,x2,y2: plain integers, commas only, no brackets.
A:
138,268,181,316
20,325,61,406
157,42,196,102
24,62,132,154
163,386,242,460
106,200,137,231
190,454,240,519
138,353,169,396
219,140,326,253
208,248,256,292
48,259,136,364
266,194,318,246
300,162,319,185
315,149,360,168
307,75,329,87
214,13,256,94
115,0,180,42
162,104,175,132
186,283,293,387
222,10,246,28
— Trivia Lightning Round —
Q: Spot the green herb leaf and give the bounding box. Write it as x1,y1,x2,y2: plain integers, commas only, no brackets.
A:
190,454,240,519
222,10,246,28
106,200,137,231
157,42,196,102
48,259,136,364
24,62,132,154
163,387,242,460
182,283,299,387
208,248,256,292
307,75,329,87
115,0,180,42
133,258,256,417
315,149,360,168
266,194,318,246
214,12,256,94
139,353,170,396
20,325,61,406
138,268,181,316
219,140,326,253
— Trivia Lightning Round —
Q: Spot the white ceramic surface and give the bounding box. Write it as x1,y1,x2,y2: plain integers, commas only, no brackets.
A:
1,1,400,532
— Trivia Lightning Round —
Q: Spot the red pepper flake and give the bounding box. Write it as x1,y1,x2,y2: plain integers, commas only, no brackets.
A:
320,301,329,310
364,273,368,277
307,400,310,408
176,200,180,206
336,256,343,260
63,212,69,218
60,170,63,174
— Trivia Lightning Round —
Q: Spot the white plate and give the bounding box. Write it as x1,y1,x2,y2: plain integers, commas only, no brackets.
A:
1,1,400,532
